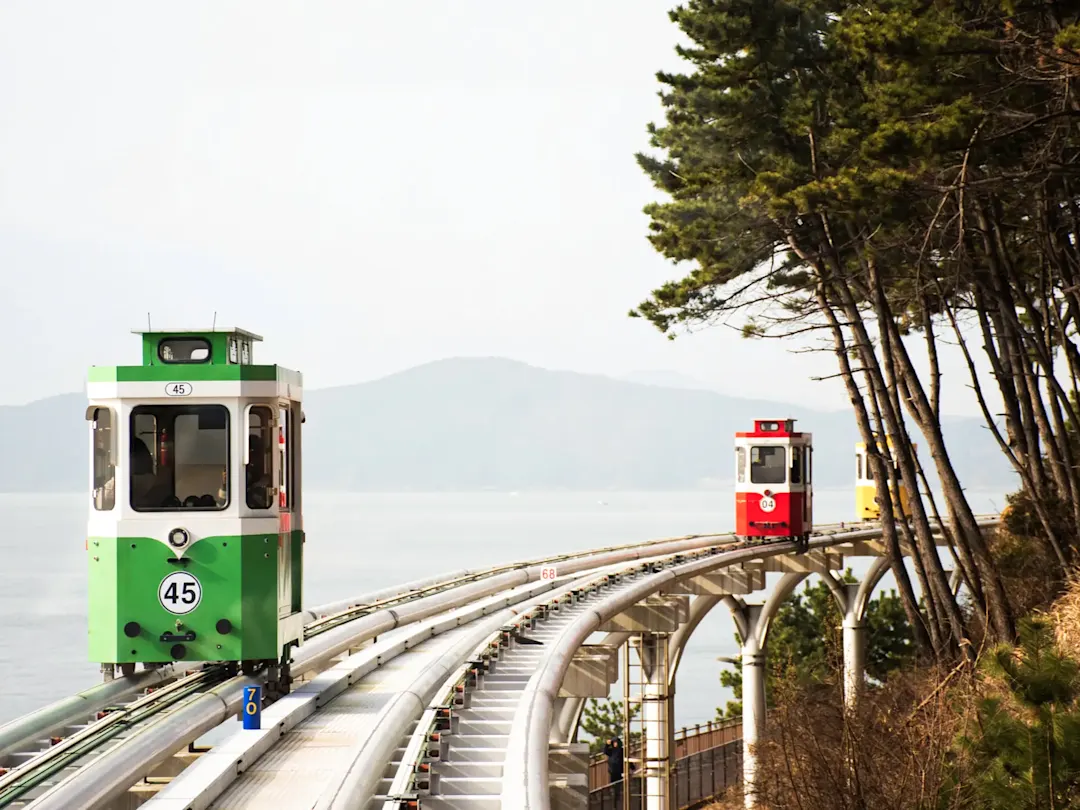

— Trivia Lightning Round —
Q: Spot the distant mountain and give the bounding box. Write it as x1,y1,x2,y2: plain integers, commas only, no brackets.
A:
0,357,1017,493
618,370,714,391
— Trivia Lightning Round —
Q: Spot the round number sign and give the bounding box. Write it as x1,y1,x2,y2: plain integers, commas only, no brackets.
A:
758,495,777,513
158,572,203,615
165,383,192,397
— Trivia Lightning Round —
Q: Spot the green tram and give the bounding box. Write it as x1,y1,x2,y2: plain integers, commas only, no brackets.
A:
86,327,304,693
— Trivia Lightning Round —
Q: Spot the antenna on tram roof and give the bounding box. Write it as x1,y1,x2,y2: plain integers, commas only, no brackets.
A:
212,311,218,330
147,312,152,331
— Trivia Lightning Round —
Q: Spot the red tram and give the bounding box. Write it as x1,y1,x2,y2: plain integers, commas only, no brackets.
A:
734,419,813,553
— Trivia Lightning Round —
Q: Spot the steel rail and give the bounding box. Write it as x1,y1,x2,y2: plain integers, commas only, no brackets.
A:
0,525,746,784
0,667,229,807
20,534,741,810
0,664,190,763
141,570,607,810
377,556,684,809
0,528,742,767
14,515,994,809
316,563,655,810
2,519,875,766
21,672,262,810
299,529,742,637
500,517,1001,809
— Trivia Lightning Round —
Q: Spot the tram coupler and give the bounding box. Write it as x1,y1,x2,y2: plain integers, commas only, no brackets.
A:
794,534,811,555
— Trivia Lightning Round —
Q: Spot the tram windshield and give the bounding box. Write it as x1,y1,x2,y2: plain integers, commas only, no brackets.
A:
750,446,787,485
130,405,230,511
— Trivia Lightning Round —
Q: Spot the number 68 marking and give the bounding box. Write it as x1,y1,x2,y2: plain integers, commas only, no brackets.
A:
540,566,557,581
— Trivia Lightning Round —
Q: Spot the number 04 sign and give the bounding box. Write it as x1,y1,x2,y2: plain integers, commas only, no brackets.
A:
158,572,203,615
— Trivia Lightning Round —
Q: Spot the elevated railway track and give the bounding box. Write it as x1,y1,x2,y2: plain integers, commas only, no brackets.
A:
0,527,767,810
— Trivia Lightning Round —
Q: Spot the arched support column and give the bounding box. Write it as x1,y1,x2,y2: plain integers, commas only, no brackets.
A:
725,571,807,810
668,594,724,688
824,556,890,711
560,555,894,807
550,632,632,745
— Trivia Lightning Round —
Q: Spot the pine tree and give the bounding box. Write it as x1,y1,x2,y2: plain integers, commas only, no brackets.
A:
945,618,1080,808
580,698,642,754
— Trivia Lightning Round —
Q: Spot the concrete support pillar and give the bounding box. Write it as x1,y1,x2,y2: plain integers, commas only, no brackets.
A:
836,557,890,713
636,633,673,810
724,573,806,810
840,582,866,711
737,605,767,810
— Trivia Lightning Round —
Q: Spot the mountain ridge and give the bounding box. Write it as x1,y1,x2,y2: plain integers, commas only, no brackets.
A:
0,356,1016,493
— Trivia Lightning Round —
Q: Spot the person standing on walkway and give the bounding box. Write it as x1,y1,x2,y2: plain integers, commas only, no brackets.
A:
604,737,625,783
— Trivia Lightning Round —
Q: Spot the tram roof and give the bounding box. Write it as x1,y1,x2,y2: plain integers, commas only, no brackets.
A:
130,327,264,341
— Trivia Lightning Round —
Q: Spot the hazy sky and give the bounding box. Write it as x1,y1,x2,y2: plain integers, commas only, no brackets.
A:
0,2,991,416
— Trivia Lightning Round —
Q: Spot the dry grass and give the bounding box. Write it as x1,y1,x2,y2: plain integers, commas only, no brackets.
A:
1038,566,1080,660
749,669,980,810
698,799,743,810
987,523,1065,617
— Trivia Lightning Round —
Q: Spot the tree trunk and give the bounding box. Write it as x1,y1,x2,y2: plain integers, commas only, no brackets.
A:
811,280,935,656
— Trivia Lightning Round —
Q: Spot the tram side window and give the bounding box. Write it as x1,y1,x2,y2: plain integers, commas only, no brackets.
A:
750,446,786,485
246,406,274,509
91,408,115,511
736,447,747,483
278,406,292,509
130,405,230,511
790,446,802,484
159,337,211,364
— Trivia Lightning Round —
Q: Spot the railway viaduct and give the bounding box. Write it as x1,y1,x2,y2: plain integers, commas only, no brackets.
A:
0,517,995,810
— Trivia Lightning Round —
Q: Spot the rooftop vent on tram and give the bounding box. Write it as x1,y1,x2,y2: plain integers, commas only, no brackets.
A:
131,327,264,366
755,419,796,433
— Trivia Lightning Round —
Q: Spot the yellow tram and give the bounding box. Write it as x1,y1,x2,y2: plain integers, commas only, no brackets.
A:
855,438,915,521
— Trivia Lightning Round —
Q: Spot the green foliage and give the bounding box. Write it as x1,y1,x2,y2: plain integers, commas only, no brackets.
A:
632,0,1080,340
580,698,641,754
716,572,915,719
943,619,1080,808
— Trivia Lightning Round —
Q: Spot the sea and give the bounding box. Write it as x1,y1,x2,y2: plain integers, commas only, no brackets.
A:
0,488,1010,731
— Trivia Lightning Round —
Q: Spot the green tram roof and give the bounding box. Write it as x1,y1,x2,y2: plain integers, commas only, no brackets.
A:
131,327,264,341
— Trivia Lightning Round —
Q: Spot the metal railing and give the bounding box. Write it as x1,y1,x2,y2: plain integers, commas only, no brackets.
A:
588,719,743,788
589,738,743,809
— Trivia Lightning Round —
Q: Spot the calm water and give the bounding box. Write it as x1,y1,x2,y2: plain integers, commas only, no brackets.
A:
0,488,1008,729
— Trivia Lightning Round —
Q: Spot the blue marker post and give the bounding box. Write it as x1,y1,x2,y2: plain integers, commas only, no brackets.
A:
242,685,262,730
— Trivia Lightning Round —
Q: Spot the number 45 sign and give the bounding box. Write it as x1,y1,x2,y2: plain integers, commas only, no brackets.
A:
540,566,558,581
158,572,202,615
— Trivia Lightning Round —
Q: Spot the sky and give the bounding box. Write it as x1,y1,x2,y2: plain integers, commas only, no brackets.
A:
0,1,994,416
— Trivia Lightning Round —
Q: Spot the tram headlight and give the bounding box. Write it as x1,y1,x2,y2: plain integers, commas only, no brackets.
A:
168,528,190,548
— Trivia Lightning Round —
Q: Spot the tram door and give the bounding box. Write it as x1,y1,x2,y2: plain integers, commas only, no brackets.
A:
276,404,294,620
803,446,813,529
